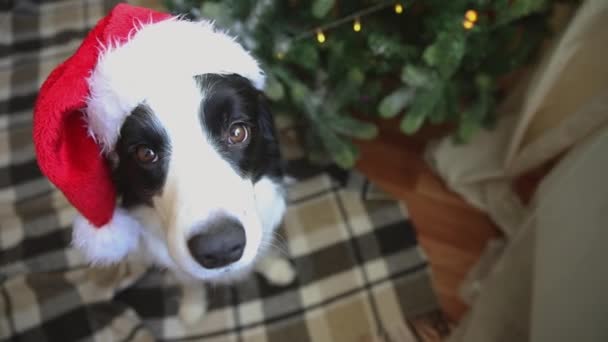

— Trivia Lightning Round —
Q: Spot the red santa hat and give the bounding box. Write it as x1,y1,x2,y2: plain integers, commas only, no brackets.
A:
33,3,265,265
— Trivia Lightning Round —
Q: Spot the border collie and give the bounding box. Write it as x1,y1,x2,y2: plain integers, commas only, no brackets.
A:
33,6,295,324
110,73,295,323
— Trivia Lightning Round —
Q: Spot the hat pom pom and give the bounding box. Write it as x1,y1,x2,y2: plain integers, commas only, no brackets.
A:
72,208,141,265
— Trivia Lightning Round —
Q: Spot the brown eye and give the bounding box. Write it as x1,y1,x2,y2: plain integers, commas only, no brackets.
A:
135,145,158,164
228,123,249,145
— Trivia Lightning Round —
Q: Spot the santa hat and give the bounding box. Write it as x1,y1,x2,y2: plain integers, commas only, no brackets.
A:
33,4,265,265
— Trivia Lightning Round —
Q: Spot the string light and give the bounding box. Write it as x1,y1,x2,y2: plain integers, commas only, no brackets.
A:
465,9,478,23
283,2,406,44
353,18,362,32
462,9,478,30
316,30,326,44
463,19,474,30
394,3,404,14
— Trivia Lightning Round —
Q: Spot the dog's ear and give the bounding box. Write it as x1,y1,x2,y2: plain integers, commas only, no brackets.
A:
255,92,279,143
255,91,284,176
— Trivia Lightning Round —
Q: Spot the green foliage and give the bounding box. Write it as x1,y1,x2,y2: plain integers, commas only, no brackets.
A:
400,84,443,134
378,87,414,118
401,65,438,88
423,30,466,78
312,0,335,18
264,75,285,101
285,40,320,71
199,1,231,26
326,114,378,140
164,0,560,168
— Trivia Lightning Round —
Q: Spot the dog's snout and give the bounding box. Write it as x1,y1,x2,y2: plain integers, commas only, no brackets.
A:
187,217,246,269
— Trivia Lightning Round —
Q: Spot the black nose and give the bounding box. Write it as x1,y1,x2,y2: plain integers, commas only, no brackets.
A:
187,217,246,269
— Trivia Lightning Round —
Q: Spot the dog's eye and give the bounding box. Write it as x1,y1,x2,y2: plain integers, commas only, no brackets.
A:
228,123,249,145
135,145,158,164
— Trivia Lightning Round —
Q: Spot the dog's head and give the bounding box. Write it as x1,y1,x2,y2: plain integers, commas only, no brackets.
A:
111,73,284,282
32,6,287,281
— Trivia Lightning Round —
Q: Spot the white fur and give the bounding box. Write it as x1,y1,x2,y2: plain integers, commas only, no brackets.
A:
86,17,265,152
255,254,296,285
128,205,176,269
79,17,293,321
254,177,288,262
143,76,259,281
255,177,287,235
72,209,141,265
128,174,286,283
178,283,207,325
99,73,285,282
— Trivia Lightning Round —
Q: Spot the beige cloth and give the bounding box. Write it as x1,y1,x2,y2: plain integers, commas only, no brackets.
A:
446,128,608,342
426,0,608,340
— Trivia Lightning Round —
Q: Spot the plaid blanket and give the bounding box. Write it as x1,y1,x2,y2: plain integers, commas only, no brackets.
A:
1,1,439,341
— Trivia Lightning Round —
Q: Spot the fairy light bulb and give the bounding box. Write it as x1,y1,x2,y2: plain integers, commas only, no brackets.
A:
463,19,474,30
316,30,326,44
465,10,478,23
394,3,403,14
353,18,362,32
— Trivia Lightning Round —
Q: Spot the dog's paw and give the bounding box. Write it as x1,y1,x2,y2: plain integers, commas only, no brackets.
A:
261,258,296,286
178,301,207,326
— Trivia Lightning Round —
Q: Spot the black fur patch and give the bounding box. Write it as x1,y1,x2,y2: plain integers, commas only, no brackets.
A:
113,104,171,208
196,74,283,181
112,74,282,208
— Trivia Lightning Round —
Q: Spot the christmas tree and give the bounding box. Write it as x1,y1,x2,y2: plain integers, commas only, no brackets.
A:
164,0,563,168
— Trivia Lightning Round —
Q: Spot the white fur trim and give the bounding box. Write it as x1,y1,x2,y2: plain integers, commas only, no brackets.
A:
72,209,141,265
86,17,265,152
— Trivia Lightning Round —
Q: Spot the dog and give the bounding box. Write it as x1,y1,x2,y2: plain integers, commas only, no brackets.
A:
107,72,296,323
33,5,295,324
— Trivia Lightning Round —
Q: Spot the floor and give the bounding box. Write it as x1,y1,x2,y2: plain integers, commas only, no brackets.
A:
354,118,502,324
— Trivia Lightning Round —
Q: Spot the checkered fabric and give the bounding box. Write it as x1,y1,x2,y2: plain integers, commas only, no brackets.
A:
0,1,439,341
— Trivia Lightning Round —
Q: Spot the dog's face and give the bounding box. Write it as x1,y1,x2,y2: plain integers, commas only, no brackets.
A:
111,74,284,282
